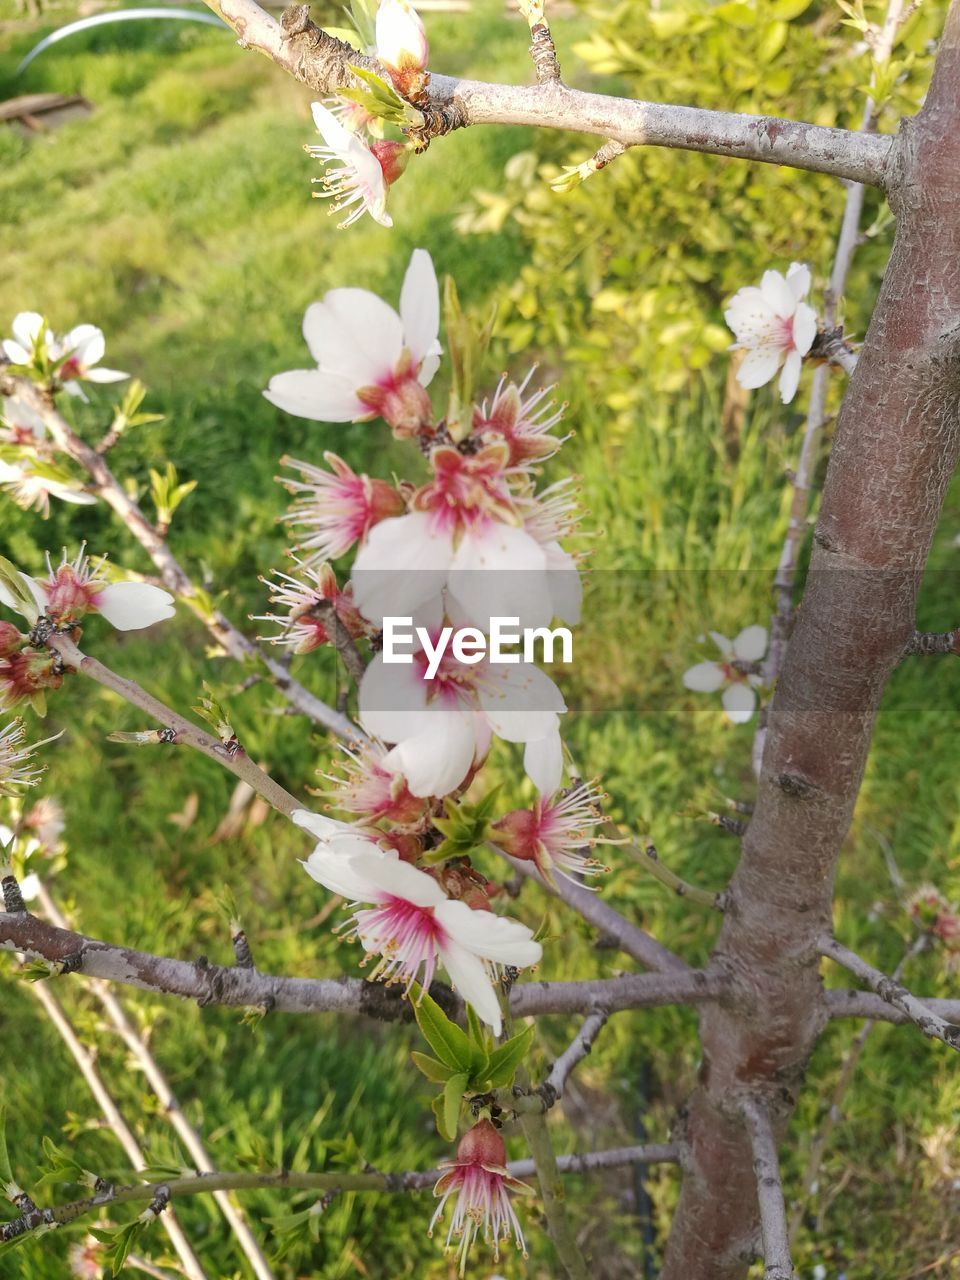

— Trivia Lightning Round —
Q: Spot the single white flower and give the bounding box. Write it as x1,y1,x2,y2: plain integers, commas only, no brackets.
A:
54,325,128,399
293,810,541,1032
376,0,429,75
1,549,175,632
0,459,97,518
264,247,441,432
1,394,47,442
306,102,410,230
358,638,566,797
683,625,768,723
724,263,818,404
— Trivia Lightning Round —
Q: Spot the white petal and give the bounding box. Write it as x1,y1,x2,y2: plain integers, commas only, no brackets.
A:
437,938,502,1033
683,661,726,693
792,303,818,357
400,249,440,372
435,899,542,966
351,512,453,625
2,340,32,365
478,663,565,742
302,288,404,385
448,524,552,632
382,711,477,797
292,809,375,853
19,873,40,902
722,683,757,723
63,324,104,366
264,369,367,422
417,347,442,388
737,346,782,390
301,847,386,902
83,366,128,384
352,852,447,907
778,350,803,404
733,624,768,662
523,728,563,794
708,631,733,658
786,262,811,300
94,582,175,631
358,650,430,743
760,269,795,319
11,312,43,352
724,288,777,346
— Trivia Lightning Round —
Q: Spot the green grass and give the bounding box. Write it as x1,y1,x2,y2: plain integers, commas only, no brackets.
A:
1,2,959,1277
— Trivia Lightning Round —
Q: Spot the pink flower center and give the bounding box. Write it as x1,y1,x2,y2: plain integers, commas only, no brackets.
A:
776,314,797,352
354,894,445,992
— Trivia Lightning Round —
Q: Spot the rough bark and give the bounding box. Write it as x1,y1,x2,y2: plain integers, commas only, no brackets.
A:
663,7,960,1275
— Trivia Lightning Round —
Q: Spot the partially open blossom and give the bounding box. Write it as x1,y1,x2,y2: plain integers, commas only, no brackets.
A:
53,325,128,399
321,741,431,829
683,626,768,723
351,441,579,632
306,102,411,230
1,549,176,632
474,369,568,465
725,263,817,404
0,719,44,795
358,637,566,797
264,247,441,433
255,560,366,654
491,780,609,886
429,1118,530,1274
376,0,429,94
294,810,541,1031
281,452,406,565
1,395,46,444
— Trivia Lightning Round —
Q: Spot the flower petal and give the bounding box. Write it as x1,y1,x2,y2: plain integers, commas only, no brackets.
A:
778,349,803,404
351,512,454,625
786,262,811,300
437,938,502,1033
683,661,725,693
302,287,404,386
434,899,542,966
760,269,795,319
732,624,768,662
737,346,782,390
792,303,818,357
447,524,552,632
94,582,175,631
351,852,447,907
523,728,563,794
263,369,366,422
358,651,431,743
83,366,129,384
478,663,565,742
400,248,440,372
722,683,757,723
382,710,477,797
301,847,386,902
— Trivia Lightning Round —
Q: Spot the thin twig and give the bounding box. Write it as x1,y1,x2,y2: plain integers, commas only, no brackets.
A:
740,1097,797,1280
635,839,725,911
904,630,958,657
35,884,275,1280
24,981,207,1279
519,1108,590,1279
0,1145,681,1242
821,935,960,1050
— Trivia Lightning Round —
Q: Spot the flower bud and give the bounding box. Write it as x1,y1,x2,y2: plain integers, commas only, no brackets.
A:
457,1117,507,1169
376,0,429,77
369,140,412,188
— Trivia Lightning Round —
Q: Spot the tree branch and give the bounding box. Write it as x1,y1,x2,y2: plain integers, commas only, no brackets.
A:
0,1143,681,1243
0,907,723,1019
518,1106,590,1279
0,377,356,742
739,1098,797,1280
821,936,960,1050
903,629,958,656
203,0,893,187
825,987,960,1023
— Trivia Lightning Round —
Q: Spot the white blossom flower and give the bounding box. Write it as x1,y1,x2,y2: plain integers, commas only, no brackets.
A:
357,634,566,797
306,102,410,230
1,395,47,443
280,452,405,565
264,247,441,432
683,625,768,723
376,0,429,76
0,459,97,518
53,325,128,399
1,549,175,632
351,442,579,632
0,719,44,794
724,264,818,404
294,810,541,1032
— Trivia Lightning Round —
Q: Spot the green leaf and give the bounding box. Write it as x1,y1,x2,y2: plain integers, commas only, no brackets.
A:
435,1071,468,1141
411,987,475,1071
485,1023,535,1089
0,557,37,622
0,1108,14,1191
410,1051,456,1083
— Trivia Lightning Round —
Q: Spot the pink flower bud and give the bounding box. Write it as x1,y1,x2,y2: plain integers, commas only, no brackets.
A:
457,1117,507,1169
370,139,412,187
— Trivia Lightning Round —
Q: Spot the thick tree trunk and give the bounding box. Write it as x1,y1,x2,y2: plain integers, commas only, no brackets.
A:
663,6,960,1275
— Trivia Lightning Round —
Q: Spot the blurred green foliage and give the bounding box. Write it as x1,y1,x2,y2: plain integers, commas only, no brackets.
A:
0,0,959,1277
